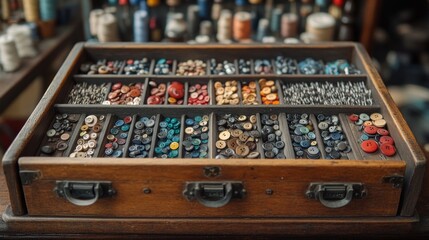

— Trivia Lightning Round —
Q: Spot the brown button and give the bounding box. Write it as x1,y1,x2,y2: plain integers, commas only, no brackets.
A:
239,133,249,142
80,125,89,131
232,129,243,137
93,124,102,133
236,145,250,157
249,115,257,124
227,139,239,149
243,122,253,130
60,133,70,141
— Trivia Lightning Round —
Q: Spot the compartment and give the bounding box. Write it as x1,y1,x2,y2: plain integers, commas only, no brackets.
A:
67,82,111,104
182,114,212,159
153,114,184,158
209,58,238,75
213,79,242,105
98,115,135,158
258,113,288,159
240,80,261,105
175,59,208,76
103,82,145,105
343,113,402,161
253,58,274,74
37,113,82,157
153,58,174,75
187,80,212,105
126,114,158,158
68,114,110,158
213,113,262,159
79,59,125,75
121,58,153,75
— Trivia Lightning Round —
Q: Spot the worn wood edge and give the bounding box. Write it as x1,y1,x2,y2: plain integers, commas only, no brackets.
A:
2,206,418,235
355,43,427,216
2,43,85,216
18,157,405,168
355,43,426,166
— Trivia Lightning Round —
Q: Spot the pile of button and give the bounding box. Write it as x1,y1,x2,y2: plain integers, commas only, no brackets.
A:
241,81,259,105
167,81,185,105
238,59,251,74
214,80,239,105
275,56,298,74
70,115,105,158
40,114,80,156
325,59,361,75
298,58,324,75
182,115,210,158
154,59,173,75
123,58,151,75
259,79,280,105
260,114,285,159
103,82,143,105
176,59,206,76
103,116,131,157
349,113,397,157
254,59,273,74
316,114,351,159
147,81,166,105
154,117,181,158
282,81,373,106
215,114,261,159
188,83,210,105
286,113,321,159
79,59,123,75
68,82,109,104
210,59,236,75
128,115,156,158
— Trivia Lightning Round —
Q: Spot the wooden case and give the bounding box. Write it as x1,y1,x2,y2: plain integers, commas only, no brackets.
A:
2,43,426,234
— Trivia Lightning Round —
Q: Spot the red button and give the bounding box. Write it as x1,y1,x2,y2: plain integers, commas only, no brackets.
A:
380,143,396,156
361,140,378,153
168,81,184,99
364,126,378,135
349,114,359,122
112,83,122,91
377,128,389,136
380,136,394,145
124,116,132,124
147,95,161,105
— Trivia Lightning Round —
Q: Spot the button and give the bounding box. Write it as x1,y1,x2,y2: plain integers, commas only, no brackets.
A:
377,128,389,136
380,136,394,145
370,113,383,121
219,131,231,140
373,119,386,128
380,143,396,156
361,140,378,153
364,126,378,135
348,114,359,122
170,142,179,150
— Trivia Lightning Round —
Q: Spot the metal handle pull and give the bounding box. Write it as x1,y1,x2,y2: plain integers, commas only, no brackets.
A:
55,181,115,206
306,183,366,208
183,181,246,208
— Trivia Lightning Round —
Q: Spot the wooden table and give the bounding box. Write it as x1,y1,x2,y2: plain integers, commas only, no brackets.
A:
0,21,82,115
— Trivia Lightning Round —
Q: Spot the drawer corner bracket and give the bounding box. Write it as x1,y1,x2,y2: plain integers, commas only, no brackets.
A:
20,170,41,185
383,175,404,188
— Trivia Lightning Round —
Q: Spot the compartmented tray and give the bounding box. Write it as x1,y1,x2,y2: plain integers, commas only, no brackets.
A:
2,43,426,233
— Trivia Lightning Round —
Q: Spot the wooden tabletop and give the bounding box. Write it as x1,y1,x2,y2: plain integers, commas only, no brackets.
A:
0,21,81,114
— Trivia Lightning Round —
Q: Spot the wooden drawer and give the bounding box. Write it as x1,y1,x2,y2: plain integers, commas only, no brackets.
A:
2,43,426,232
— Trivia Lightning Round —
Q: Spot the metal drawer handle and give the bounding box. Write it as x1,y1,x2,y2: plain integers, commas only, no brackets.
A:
306,183,367,208
183,181,246,208
55,181,116,206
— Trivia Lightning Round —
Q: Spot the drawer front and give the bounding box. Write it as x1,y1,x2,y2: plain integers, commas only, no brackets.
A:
19,158,405,217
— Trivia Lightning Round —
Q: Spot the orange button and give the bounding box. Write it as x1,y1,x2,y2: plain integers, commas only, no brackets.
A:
361,140,378,153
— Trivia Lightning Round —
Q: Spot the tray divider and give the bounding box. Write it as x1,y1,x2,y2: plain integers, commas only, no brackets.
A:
278,113,296,159
148,114,161,158
63,114,86,157
122,115,137,158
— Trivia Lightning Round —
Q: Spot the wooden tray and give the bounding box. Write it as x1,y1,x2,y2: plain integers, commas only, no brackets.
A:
2,43,426,233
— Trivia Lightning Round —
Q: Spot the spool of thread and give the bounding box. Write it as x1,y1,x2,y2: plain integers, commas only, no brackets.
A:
133,10,149,42
129,0,140,6
147,0,160,8
7,24,37,57
165,13,187,41
97,13,120,42
199,20,212,36
217,9,232,42
39,0,56,21
119,0,128,5
187,5,199,39
198,0,211,20
211,2,222,21
27,22,39,40
281,13,298,38
300,31,317,43
195,35,210,43
23,0,40,22
108,0,118,5
249,0,262,4
306,12,335,41
235,0,247,6
1,0,10,20
0,35,21,72
270,7,282,34
139,0,148,11
149,17,162,41
233,11,251,41
166,0,181,7
256,18,269,42
38,20,56,38
89,9,104,37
